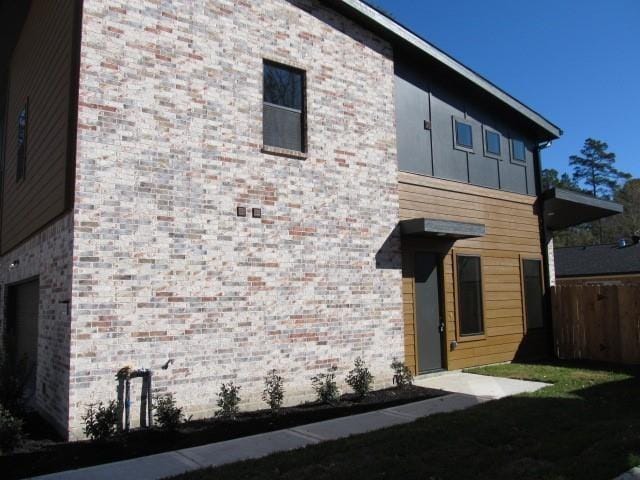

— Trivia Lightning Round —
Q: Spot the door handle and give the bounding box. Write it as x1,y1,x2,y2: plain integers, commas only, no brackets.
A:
438,322,445,333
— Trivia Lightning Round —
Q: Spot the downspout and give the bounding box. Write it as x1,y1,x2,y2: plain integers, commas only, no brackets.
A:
534,140,555,358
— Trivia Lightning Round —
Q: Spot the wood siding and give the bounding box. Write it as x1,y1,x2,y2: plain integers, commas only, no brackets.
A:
399,172,549,371
552,284,640,365
1,0,77,253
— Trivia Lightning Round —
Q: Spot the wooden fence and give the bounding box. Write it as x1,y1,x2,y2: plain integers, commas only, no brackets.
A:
551,285,640,365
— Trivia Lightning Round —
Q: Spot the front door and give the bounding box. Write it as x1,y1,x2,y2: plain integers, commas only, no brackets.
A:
7,279,40,404
415,252,444,373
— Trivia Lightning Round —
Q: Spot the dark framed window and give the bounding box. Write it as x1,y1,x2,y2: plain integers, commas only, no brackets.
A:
511,138,526,162
17,99,28,182
454,119,473,150
522,258,544,329
263,61,305,152
456,254,484,336
484,129,501,157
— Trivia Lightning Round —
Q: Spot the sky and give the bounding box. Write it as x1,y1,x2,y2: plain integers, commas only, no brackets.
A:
370,0,640,179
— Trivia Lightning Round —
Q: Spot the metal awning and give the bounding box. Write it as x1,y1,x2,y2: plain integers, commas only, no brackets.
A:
400,218,486,239
542,188,623,231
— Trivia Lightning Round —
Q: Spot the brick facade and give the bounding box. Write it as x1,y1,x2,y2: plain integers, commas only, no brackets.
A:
68,0,403,438
0,213,74,435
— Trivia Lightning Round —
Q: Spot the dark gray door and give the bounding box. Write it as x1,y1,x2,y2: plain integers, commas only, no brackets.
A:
7,279,40,403
415,253,443,373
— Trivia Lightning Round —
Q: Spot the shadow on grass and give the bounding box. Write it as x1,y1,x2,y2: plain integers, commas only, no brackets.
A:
171,363,640,480
510,358,640,376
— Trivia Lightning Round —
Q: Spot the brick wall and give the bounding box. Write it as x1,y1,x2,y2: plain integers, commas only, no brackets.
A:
70,0,402,438
0,213,74,436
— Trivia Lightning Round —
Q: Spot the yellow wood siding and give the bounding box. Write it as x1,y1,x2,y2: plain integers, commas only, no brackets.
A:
399,172,548,372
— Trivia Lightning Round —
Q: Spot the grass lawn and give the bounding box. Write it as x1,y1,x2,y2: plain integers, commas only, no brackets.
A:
170,361,640,480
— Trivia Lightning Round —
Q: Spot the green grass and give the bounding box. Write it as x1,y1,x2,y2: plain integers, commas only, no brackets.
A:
171,361,640,480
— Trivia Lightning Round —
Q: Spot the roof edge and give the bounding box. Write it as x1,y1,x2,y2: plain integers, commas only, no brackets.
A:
543,187,624,213
331,0,562,139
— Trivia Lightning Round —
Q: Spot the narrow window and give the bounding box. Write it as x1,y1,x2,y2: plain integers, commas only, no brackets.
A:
17,100,28,182
454,119,473,149
456,255,484,336
263,61,305,152
512,138,526,162
485,129,501,156
522,259,544,329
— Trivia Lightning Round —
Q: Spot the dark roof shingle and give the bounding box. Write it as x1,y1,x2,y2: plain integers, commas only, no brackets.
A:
554,242,640,277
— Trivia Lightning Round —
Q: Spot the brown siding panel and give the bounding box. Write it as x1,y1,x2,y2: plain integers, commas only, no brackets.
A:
400,172,548,372
1,0,76,253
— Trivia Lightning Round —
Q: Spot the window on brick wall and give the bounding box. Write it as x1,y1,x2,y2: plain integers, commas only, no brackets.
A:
16,99,28,182
263,61,306,152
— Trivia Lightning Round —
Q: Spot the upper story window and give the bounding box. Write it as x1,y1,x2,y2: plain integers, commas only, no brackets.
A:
511,138,526,162
263,61,306,153
484,129,501,157
16,100,28,182
456,254,485,337
454,119,473,150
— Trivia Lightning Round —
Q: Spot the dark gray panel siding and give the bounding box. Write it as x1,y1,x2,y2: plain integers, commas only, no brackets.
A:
394,66,432,176
394,60,537,196
429,92,468,183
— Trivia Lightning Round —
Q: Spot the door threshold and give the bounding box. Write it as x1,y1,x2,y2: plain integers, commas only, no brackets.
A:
415,368,448,380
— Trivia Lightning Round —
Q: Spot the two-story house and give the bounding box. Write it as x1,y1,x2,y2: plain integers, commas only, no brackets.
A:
0,0,621,439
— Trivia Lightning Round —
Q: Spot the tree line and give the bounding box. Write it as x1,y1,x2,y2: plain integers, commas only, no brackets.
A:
542,138,638,247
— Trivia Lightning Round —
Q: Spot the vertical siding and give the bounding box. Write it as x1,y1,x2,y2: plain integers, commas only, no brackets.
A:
1,0,77,253
400,172,549,371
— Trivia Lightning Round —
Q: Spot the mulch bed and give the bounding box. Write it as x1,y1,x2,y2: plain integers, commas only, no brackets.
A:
2,385,446,480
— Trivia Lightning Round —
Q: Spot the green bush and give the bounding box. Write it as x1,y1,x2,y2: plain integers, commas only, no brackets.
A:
216,382,241,419
262,369,285,412
82,400,118,441
391,358,413,388
345,357,374,399
154,393,184,431
0,404,23,453
311,366,340,403
0,356,29,416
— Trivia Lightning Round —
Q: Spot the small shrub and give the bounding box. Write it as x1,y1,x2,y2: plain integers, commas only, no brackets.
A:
311,366,340,404
345,357,374,399
0,404,23,453
0,356,29,416
154,393,184,430
391,358,413,388
82,400,118,441
216,382,241,419
262,369,285,412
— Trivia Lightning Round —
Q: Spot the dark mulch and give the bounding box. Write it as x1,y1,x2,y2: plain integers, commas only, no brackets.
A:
1,385,444,480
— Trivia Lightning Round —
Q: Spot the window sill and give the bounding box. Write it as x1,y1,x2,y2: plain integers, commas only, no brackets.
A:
261,145,307,160
483,151,502,161
453,144,475,154
456,333,486,343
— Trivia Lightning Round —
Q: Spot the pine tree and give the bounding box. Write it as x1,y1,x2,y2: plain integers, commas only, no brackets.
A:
569,138,630,198
541,168,580,191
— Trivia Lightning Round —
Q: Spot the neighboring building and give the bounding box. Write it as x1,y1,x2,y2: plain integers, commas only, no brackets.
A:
555,238,640,285
0,0,621,439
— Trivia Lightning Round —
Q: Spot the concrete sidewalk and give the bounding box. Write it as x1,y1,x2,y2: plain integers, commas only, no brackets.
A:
29,373,548,480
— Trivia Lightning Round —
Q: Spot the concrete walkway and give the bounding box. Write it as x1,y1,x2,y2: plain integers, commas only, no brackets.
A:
414,371,548,398
615,467,640,480
30,373,548,480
